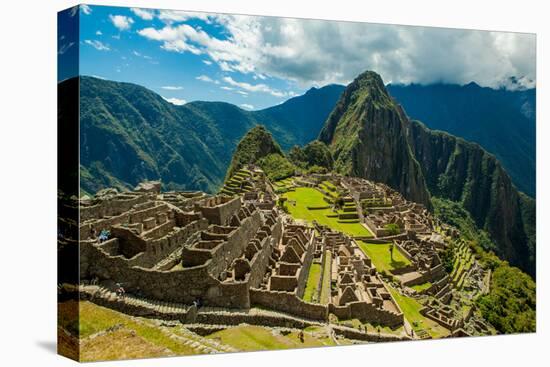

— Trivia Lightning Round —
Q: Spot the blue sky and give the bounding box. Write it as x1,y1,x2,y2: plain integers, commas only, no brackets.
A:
58,4,536,110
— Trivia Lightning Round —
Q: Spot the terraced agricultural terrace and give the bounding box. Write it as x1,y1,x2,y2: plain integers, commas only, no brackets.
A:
58,166,497,360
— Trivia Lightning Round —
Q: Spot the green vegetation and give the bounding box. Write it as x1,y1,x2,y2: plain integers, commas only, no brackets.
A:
206,325,336,351
433,197,536,333
440,242,455,274
59,301,198,360
289,140,333,171
477,266,536,333
282,187,372,237
225,125,285,180
303,263,322,302
74,77,343,195
357,242,411,274
384,223,401,235
320,251,332,304
411,282,432,292
387,286,450,338
257,153,295,181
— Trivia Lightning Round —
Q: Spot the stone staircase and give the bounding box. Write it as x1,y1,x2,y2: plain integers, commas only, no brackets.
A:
80,285,194,320
130,317,239,354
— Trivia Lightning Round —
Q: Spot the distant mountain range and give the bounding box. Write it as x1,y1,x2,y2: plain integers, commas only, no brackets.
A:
71,75,535,199
73,76,342,195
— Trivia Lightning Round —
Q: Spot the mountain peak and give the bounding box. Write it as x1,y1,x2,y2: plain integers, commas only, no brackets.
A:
224,125,284,180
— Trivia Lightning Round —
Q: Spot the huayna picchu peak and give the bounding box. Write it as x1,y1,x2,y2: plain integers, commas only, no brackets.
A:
319,70,535,278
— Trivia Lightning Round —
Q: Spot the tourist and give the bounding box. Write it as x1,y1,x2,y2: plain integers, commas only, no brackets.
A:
116,283,125,299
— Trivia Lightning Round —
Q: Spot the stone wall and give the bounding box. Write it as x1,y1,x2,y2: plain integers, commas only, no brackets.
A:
246,218,283,288
80,241,251,308
250,288,328,321
197,196,241,225
329,302,403,328
80,194,149,222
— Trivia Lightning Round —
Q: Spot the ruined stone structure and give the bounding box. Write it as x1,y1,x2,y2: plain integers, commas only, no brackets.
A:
75,172,491,340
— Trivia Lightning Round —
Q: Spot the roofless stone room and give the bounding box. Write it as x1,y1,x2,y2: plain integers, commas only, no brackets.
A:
57,3,536,362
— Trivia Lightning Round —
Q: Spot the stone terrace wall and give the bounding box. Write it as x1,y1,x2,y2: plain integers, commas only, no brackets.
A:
80,241,250,308
197,196,241,225
250,288,328,321
80,194,149,222
246,219,283,288
137,218,209,268
329,302,403,328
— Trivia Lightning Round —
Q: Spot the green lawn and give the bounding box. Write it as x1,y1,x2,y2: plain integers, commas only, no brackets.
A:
206,325,336,351
411,282,432,292
320,251,332,304
58,301,199,360
357,242,411,274
282,187,372,237
387,286,450,339
303,263,322,302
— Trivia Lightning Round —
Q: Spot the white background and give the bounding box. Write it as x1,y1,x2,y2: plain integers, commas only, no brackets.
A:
0,0,547,366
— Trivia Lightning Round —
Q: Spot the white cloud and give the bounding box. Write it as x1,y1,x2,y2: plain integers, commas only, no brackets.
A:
203,60,213,65
109,15,134,31
158,10,213,24
132,50,152,60
236,90,248,96
240,104,254,110
163,97,187,105
96,30,102,36
80,4,92,15
161,86,184,90
220,86,233,91
84,40,110,51
130,7,155,20
223,76,286,97
137,13,536,89
196,74,219,84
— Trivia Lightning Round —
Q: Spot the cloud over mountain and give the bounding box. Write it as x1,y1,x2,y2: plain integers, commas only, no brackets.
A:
137,12,535,89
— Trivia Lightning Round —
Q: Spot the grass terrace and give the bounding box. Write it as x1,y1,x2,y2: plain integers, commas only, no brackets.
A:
357,241,411,274
206,325,337,351
59,301,198,361
282,187,373,237
303,263,322,302
320,251,332,304
387,286,450,339
411,282,432,293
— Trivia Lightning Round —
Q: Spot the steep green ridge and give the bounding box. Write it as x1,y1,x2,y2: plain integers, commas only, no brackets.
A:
319,71,432,208
408,122,535,277
387,83,536,197
78,76,230,194
224,125,294,181
70,76,341,195
319,70,535,277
